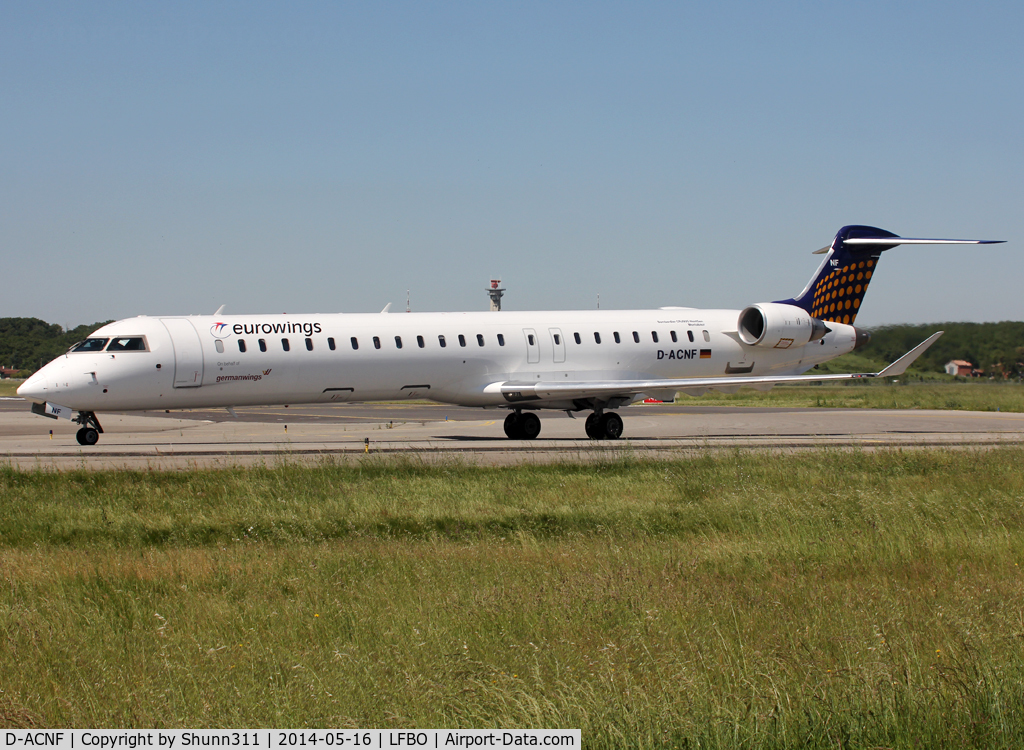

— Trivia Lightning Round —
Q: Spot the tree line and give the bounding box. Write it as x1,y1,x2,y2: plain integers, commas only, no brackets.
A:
0,317,112,376
858,321,1024,377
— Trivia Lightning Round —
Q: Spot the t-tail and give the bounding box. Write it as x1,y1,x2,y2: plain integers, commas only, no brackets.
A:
776,225,1004,326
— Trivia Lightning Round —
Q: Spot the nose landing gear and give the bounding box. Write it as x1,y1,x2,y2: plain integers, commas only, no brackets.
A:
73,412,104,446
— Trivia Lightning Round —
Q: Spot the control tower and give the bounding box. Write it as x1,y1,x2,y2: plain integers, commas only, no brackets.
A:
487,279,505,311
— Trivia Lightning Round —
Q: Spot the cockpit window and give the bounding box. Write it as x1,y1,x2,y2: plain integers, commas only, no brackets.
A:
70,338,109,352
106,337,147,352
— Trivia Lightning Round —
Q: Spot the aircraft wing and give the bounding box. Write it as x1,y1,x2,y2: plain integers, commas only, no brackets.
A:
489,332,943,405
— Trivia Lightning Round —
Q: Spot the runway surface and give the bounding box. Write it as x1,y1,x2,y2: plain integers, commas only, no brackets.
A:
2,396,1023,469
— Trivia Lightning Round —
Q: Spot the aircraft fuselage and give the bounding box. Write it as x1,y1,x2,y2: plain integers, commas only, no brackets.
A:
18,308,859,414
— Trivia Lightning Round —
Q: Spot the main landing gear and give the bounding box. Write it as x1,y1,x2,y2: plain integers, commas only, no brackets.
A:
504,411,542,440
503,409,624,440
585,411,623,440
74,411,104,446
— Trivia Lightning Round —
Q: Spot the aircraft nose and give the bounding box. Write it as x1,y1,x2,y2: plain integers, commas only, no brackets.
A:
17,371,48,403
17,360,65,403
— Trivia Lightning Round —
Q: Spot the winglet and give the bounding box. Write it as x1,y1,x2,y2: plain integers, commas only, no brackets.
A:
381,303,392,314
214,304,226,315
876,331,944,378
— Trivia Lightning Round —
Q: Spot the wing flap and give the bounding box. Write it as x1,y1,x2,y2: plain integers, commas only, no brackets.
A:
491,333,943,404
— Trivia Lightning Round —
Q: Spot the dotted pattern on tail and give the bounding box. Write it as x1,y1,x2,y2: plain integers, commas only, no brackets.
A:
808,257,876,325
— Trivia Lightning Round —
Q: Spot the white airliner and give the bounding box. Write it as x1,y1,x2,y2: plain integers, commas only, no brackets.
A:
18,225,1003,445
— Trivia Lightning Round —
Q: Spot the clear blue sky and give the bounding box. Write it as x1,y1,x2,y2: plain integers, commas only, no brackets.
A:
2,1,1020,328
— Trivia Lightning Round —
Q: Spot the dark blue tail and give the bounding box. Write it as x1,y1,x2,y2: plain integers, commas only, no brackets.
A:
776,225,899,325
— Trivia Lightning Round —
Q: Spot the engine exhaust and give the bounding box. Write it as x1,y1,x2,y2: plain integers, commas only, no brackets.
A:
854,328,872,350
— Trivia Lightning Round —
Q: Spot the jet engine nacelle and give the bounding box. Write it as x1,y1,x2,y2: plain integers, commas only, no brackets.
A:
737,303,828,349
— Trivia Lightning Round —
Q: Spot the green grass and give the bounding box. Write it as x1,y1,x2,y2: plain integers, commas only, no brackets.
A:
0,379,22,397
677,381,1024,411
1,451,1024,746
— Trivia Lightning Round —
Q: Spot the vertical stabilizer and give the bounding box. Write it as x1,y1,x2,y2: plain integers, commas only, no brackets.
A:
776,226,1003,325
776,225,895,325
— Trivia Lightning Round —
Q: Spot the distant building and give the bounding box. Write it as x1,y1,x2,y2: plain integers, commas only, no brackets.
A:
944,360,973,377
487,279,505,311
0,367,18,379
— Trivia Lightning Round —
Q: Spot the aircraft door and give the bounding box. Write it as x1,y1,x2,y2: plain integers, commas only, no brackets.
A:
549,328,565,363
523,328,540,364
160,318,204,388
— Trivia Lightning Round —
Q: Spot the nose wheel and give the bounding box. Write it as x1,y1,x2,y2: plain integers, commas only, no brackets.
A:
585,411,623,440
73,412,104,446
76,427,100,446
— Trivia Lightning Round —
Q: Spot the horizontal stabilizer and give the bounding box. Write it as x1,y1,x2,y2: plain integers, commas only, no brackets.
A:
789,226,1005,326
844,237,1004,246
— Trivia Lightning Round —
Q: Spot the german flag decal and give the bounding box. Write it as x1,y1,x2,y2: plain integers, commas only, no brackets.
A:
700,349,711,358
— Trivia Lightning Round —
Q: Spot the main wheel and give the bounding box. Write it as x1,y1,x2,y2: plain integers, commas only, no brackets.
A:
77,427,100,446
585,412,602,439
519,412,541,440
503,412,523,439
600,412,623,440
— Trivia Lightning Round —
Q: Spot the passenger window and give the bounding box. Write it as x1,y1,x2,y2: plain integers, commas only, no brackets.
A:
71,338,109,352
553,334,561,345
687,330,694,343
106,337,147,351
395,336,403,349
328,337,336,351
528,334,535,345
417,335,425,348
476,334,484,347
459,335,466,347
670,331,678,343
613,332,621,344
574,332,581,344
259,339,267,352
438,335,447,348
632,331,640,343
497,333,505,346
282,338,290,351
594,332,601,344
215,340,225,353
238,339,247,353
373,336,381,349
351,337,359,350
651,331,659,343
305,337,313,351
703,330,711,342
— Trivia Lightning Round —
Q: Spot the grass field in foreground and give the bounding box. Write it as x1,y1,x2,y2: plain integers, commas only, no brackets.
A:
675,381,1024,412
2,450,1024,747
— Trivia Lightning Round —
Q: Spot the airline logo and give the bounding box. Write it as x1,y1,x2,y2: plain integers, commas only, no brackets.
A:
210,322,230,338
215,369,272,384
233,322,322,336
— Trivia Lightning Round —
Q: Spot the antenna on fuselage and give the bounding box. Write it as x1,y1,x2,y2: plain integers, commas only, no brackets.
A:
214,304,226,315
